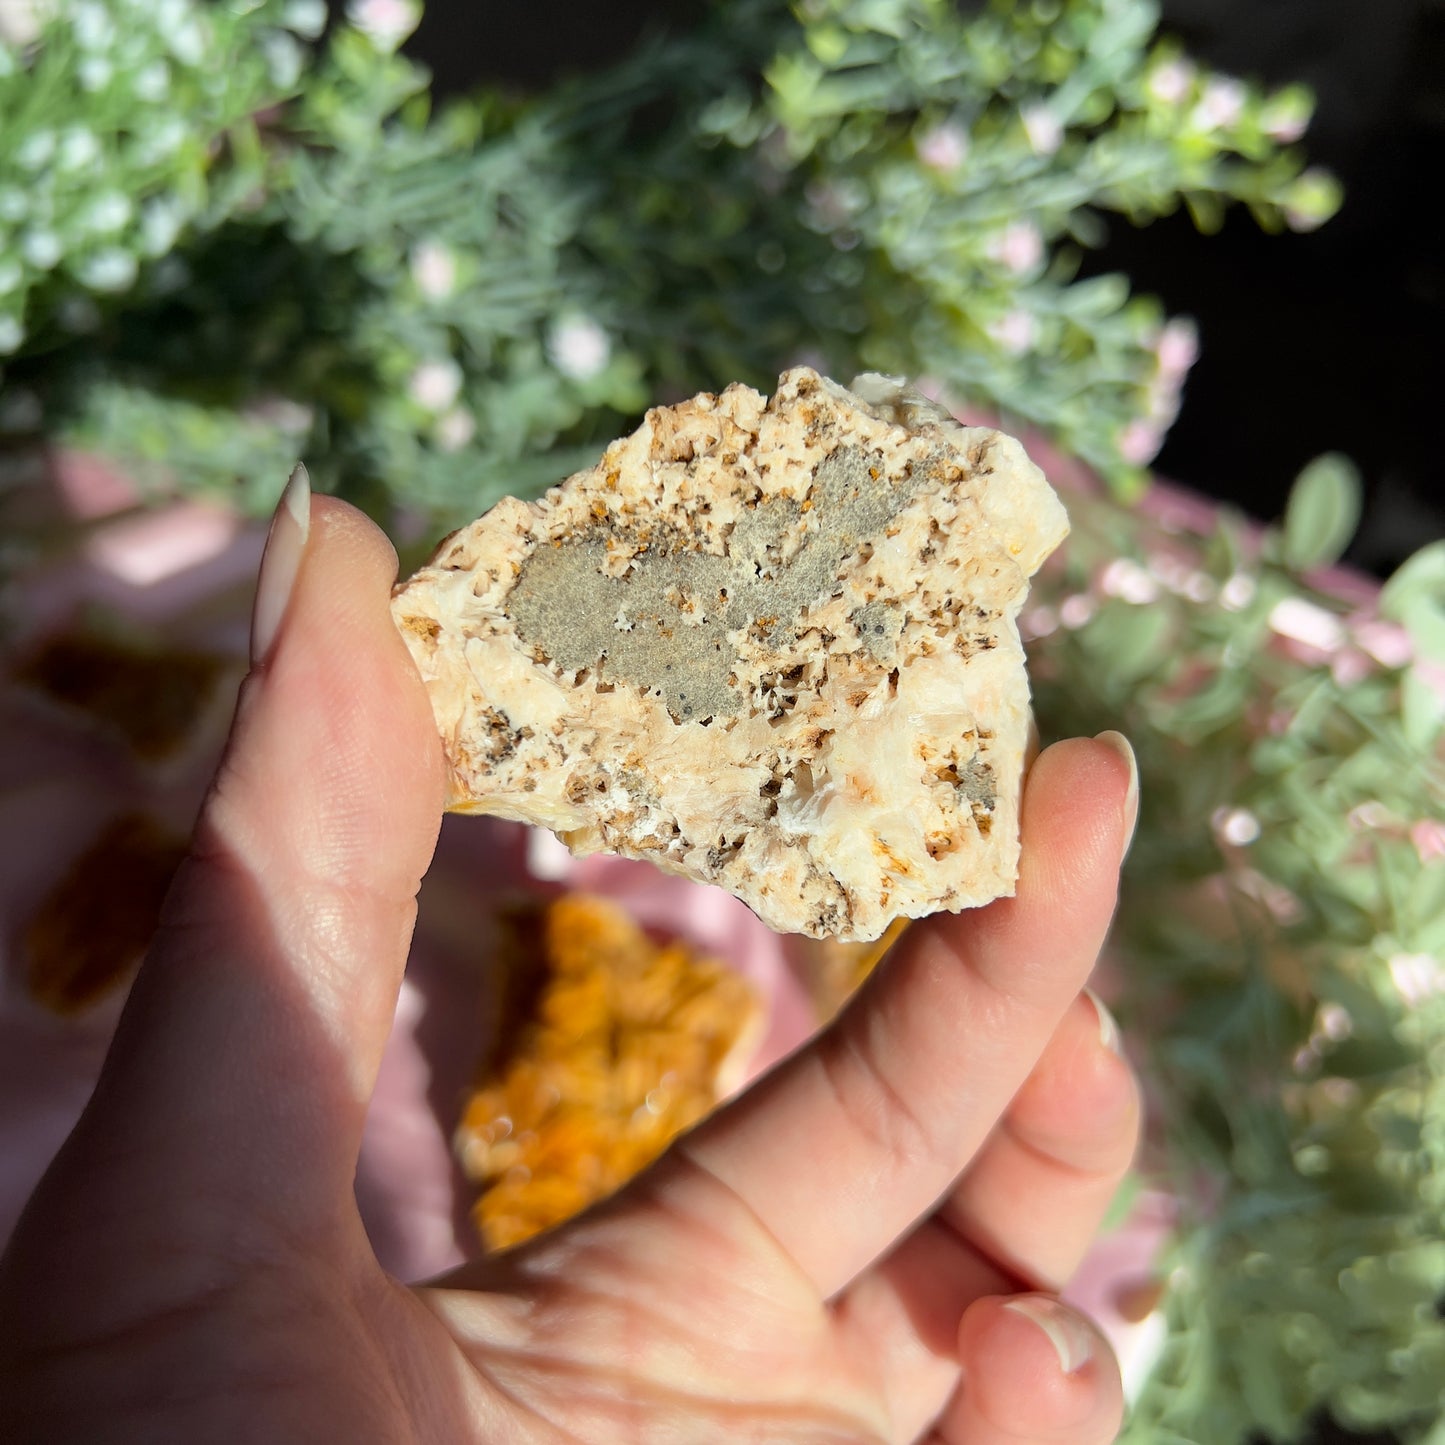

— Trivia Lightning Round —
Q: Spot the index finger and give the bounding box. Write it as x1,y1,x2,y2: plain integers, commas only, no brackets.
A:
677,733,1135,1297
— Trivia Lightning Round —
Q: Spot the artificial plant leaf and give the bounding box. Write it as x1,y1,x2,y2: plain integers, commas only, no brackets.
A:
1406,864,1445,955
1402,670,1445,753
1281,452,1362,572
1381,540,1445,661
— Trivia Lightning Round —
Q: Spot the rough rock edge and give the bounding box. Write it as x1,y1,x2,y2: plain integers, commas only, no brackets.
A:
393,368,1069,941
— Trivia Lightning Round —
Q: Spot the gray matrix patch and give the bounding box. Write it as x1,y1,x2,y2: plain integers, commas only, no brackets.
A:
508,445,931,721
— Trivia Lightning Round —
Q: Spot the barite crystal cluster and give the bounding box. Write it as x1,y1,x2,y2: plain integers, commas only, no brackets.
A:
392,368,1068,941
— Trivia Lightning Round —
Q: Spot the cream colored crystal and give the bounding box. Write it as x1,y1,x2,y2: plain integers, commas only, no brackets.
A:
393,368,1068,941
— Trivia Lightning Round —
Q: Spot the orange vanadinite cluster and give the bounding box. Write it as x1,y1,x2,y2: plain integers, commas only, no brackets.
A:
457,894,762,1251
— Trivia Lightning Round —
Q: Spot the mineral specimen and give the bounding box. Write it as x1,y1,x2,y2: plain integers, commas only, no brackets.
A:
458,893,761,1251
393,368,1068,941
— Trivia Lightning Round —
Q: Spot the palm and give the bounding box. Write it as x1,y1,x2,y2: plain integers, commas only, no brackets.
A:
1,498,1137,1444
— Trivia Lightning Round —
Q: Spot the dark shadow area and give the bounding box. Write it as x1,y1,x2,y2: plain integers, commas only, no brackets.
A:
408,0,710,97
1253,1414,1411,1445
1082,0,1444,577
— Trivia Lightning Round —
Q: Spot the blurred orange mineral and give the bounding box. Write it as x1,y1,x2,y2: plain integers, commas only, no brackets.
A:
457,893,762,1251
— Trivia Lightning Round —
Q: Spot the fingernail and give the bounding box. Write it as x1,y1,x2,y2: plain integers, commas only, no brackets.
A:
1003,1296,1094,1375
1084,986,1122,1054
250,462,311,666
1093,731,1139,859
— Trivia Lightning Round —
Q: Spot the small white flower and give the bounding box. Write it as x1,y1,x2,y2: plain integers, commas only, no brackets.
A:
283,0,329,38
0,315,22,355
1180,570,1215,604
1212,806,1261,847
15,130,56,171
347,0,421,51
1261,92,1310,144
78,248,139,293
435,406,476,452
987,220,1043,275
1021,605,1057,640
0,0,45,47
914,122,968,173
1219,572,1257,612
1021,105,1063,157
1100,558,1161,605
84,192,133,234
137,115,187,165
1314,1002,1353,1041
1146,58,1194,106
57,127,102,171
1059,594,1095,630
0,259,21,295
1389,953,1445,1007
141,198,185,256
21,229,63,270
1193,78,1246,132
70,0,115,51
1118,418,1163,466
1153,318,1199,381
1284,168,1339,233
261,32,303,88
169,17,207,67
155,0,190,33
1268,597,1346,652
79,55,114,92
410,241,457,300
547,315,611,381
248,396,314,435
987,310,1036,355
134,61,171,103
409,357,464,413
1353,619,1413,669
0,188,26,223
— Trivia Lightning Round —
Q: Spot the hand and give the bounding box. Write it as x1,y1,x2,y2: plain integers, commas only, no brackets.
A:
0,483,1141,1444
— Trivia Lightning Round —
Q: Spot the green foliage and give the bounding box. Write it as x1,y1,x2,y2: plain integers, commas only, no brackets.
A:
1281,454,1364,573
1030,487,1445,1443
2,0,1335,533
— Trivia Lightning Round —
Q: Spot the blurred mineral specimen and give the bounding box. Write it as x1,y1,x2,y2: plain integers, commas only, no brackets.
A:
24,814,188,1014
394,368,1068,941
457,894,761,1251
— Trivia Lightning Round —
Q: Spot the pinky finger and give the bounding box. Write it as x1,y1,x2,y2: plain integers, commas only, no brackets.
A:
931,1294,1123,1445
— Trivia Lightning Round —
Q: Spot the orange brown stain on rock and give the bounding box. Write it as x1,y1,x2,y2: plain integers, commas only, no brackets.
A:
871,836,912,876
848,774,881,806
399,614,442,643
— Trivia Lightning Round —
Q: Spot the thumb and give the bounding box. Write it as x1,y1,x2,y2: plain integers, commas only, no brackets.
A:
82,469,446,1216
